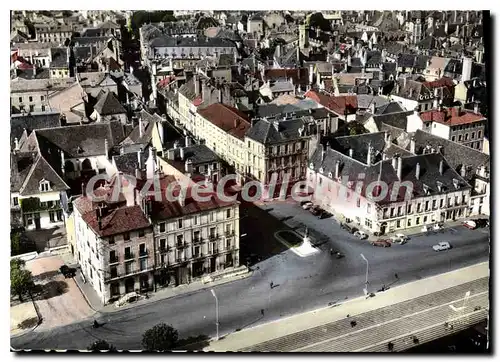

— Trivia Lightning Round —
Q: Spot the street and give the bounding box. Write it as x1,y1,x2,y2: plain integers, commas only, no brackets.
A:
11,202,490,350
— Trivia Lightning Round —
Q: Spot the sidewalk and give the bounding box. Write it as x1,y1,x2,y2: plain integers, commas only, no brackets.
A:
97,266,251,314
204,262,489,352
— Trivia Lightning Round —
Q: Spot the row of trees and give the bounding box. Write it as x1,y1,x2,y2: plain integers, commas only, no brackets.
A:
88,323,179,352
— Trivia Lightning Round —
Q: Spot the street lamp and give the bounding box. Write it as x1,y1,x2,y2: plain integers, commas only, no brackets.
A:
210,289,219,341
360,254,369,295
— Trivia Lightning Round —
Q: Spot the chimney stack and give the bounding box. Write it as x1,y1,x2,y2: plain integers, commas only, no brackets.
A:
167,148,175,160
349,148,354,158
180,147,185,160
104,138,109,158
185,135,191,147
137,149,144,169
410,137,416,154
415,162,421,179
81,182,86,197
139,120,143,138
461,164,466,177
397,156,403,180
366,145,373,165
392,155,397,169
439,159,444,175
194,74,199,95
14,137,19,151
335,160,340,179
474,102,479,114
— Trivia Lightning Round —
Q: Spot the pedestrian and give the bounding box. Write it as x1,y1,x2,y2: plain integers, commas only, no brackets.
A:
261,309,264,316
395,273,399,279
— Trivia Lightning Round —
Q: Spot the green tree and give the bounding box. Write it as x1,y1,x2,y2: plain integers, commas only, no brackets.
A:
11,259,33,302
142,323,179,351
11,232,21,256
87,340,117,352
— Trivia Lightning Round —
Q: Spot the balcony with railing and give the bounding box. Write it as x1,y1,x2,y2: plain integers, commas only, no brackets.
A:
225,230,235,237
124,253,134,261
139,250,148,258
209,233,219,241
109,256,119,265
104,265,155,281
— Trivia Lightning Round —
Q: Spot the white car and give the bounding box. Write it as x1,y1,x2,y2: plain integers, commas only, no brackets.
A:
433,241,451,251
390,234,408,244
433,223,443,230
354,230,368,240
421,225,432,233
301,202,313,210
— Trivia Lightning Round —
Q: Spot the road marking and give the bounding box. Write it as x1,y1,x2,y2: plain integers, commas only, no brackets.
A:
353,308,488,352
291,291,488,352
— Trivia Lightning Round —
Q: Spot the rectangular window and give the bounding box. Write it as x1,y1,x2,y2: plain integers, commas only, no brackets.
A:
138,229,145,237
178,219,183,229
41,105,46,112
123,232,130,241
407,219,412,227
458,135,462,141
159,239,166,250
193,246,200,257
396,220,401,228
451,136,456,142
139,243,146,256
416,217,420,225
432,200,436,209
49,211,55,222
29,96,33,102
140,258,147,271
465,133,469,140
176,235,183,246
424,216,428,223
407,205,412,214
29,105,34,112
109,251,117,263
210,212,215,221
194,216,198,225
110,266,117,278
390,208,395,217
125,262,133,274
125,247,132,259
109,236,115,245
41,95,45,101
226,209,231,218
210,227,216,239
18,97,22,103
397,206,402,216
425,201,429,211
440,199,444,208
159,222,166,232
471,132,475,139
13,197,19,206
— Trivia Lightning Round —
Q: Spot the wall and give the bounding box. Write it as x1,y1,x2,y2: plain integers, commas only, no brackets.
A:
430,121,451,140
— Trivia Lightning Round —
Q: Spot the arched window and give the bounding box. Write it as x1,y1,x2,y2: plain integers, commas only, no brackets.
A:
82,158,92,170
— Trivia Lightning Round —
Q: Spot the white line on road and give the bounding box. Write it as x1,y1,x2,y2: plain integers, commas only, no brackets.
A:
291,291,488,352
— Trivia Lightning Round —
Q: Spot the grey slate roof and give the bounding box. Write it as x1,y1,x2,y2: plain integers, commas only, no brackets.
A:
11,111,61,149
149,36,234,48
169,144,219,165
246,118,307,144
18,154,70,196
94,91,126,115
11,152,36,192
50,48,69,68
373,112,413,130
33,120,127,158
113,151,145,175
411,129,489,183
375,102,406,115
310,140,470,205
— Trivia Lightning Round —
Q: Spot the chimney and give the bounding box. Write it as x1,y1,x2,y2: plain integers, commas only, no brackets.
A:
335,160,340,179
194,74,199,95
185,135,191,147
444,21,449,34
309,64,314,84
60,149,65,173
81,182,86,197
474,102,479,114
184,159,192,173
137,149,144,169
104,138,109,158
180,147,185,160
366,145,373,165
415,162,421,180
461,164,466,177
439,159,444,175
410,137,416,154
14,138,20,151
397,156,402,180
167,148,175,160
433,97,439,109
321,144,326,161
392,155,397,169
349,148,354,158
139,120,143,138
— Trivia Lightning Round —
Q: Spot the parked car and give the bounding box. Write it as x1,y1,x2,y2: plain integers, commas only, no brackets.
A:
473,218,489,228
309,205,322,216
341,223,358,234
318,211,333,219
463,220,477,230
59,265,77,278
433,241,451,251
301,201,313,210
354,230,368,240
390,233,409,244
370,239,391,247
433,223,443,230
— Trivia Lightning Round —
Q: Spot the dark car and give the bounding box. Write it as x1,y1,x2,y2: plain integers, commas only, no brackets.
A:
474,219,489,228
370,239,392,247
318,211,333,219
340,223,358,234
59,265,77,278
309,205,322,216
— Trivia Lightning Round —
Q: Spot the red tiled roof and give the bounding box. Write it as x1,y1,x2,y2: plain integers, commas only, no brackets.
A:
422,77,455,90
420,107,485,126
82,204,151,237
262,68,309,85
197,103,251,140
192,96,203,107
305,90,357,115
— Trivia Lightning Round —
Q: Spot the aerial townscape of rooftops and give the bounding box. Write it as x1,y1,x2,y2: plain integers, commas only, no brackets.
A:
10,10,490,353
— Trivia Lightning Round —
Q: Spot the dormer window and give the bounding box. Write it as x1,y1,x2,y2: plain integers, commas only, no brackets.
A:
319,167,324,174
39,179,51,192
423,184,430,195
309,162,314,169
453,178,459,189
436,181,443,193
77,146,84,154
328,172,333,179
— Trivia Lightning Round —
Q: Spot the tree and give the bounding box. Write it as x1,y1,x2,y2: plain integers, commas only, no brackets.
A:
87,340,117,352
142,323,179,351
11,259,33,302
11,232,21,256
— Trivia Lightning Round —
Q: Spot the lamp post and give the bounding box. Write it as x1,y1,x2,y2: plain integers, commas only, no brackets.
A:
360,253,369,295
210,289,219,341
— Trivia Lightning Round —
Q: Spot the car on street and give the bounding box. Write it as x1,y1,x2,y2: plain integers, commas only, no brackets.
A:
473,218,489,228
354,230,368,240
301,201,313,210
463,220,477,230
318,210,333,219
370,239,392,247
390,233,409,244
433,223,444,230
433,241,452,251
340,223,358,234
309,205,322,216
